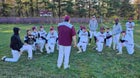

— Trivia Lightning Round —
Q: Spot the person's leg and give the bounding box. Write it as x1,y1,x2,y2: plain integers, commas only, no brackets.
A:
77,42,82,53
113,36,117,50
93,31,97,43
5,50,20,62
109,38,112,48
64,46,71,69
116,34,120,50
89,31,93,45
21,45,33,59
100,43,103,52
117,43,124,54
50,44,55,53
57,45,64,68
106,39,109,46
39,40,45,52
96,42,100,52
45,44,50,54
131,31,134,40
82,43,87,52
126,44,134,55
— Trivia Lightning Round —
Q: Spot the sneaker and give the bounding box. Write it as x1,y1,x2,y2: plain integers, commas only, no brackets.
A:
88,43,91,46
28,57,32,60
77,50,82,53
57,65,61,69
117,52,122,55
1,56,6,61
92,46,97,50
40,49,43,53
64,65,70,70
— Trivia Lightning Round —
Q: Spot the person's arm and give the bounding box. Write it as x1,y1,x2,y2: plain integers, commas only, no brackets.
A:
11,36,22,52
72,35,77,47
72,26,77,47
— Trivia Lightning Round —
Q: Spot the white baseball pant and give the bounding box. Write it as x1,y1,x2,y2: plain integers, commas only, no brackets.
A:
89,31,96,38
77,42,87,52
113,34,120,50
5,45,33,62
96,42,104,52
118,42,134,55
106,38,112,48
126,30,134,39
57,45,71,69
46,43,55,54
37,39,45,52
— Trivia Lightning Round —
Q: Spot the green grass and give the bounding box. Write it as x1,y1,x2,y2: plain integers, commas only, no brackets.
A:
0,21,140,78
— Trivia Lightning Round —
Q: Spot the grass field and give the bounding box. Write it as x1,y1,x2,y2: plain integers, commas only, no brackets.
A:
0,21,140,78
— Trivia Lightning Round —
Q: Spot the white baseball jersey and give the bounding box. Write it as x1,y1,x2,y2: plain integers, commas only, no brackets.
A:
38,30,47,39
46,31,58,44
126,22,135,31
106,31,112,38
112,23,122,35
77,29,82,37
31,31,39,38
89,19,98,31
96,32,106,43
79,31,89,43
118,33,134,54
120,34,134,44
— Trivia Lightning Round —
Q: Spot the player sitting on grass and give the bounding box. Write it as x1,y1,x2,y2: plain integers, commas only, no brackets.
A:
77,26,89,53
117,31,134,55
24,29,36,51
105,27,112,48
95,26,106,54
77,26,83,43
38,26,47,52
31,26,41,51
45,26,58,54
1,27,33,62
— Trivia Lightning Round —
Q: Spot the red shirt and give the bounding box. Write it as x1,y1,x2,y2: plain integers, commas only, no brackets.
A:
58,22,76,46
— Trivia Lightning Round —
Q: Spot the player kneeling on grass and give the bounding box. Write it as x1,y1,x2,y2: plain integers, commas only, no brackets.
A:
105,27,113,48
38,26,47,52
112,18,122,50
95,26,106,53
77,26,83,43
1,27,33,62
24,29,36,51
117,31,134,55
77,26,89,53
45,26,58,54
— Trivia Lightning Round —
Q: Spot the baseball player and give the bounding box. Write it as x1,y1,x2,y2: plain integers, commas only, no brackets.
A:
89,15,98,45
57,15,77,69
45,26,58,54
1,27,33,62
38,26,47,52
77,26,83,43
126,17,135,39
77,26,89,53
95,26,106,53
105,27,113,48
112,18,122,50
24,29,36,51
117,31,134,55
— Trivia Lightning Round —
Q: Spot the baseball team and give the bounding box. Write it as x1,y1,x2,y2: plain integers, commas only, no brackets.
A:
1,15,135,69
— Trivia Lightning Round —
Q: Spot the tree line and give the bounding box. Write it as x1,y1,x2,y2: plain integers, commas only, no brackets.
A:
0,0,140,19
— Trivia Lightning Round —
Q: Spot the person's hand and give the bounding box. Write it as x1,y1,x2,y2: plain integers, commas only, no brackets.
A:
24,43,28,45
19,51,23,55
73,42,77,47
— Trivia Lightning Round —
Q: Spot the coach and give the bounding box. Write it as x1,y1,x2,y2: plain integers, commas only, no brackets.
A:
57,15,76,69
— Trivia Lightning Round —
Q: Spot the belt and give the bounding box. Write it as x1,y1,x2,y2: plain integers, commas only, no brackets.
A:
82,42,87,43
